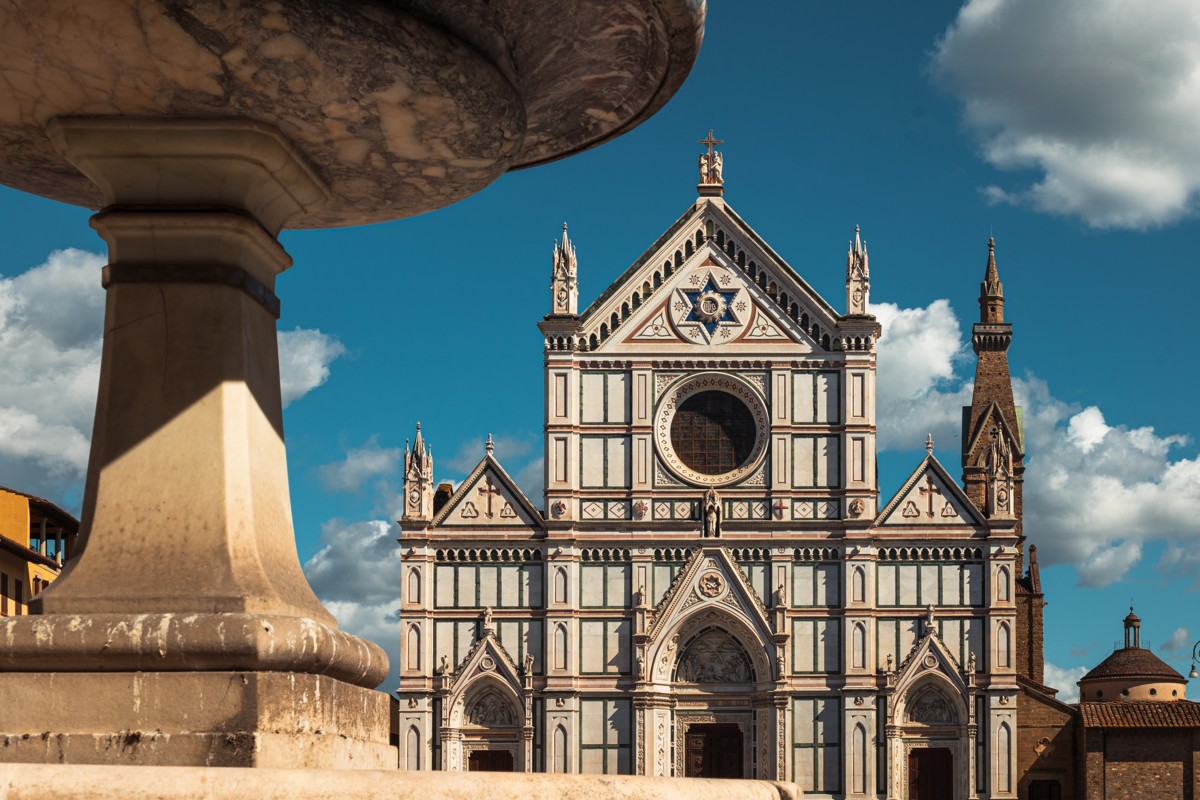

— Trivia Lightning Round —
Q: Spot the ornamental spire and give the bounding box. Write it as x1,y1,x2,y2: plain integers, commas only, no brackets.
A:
846,224,870,314
697,129,724,197
979,236,1004,323
550,222,578,315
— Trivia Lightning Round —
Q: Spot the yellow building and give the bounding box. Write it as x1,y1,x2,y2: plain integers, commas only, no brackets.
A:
0,485,79,617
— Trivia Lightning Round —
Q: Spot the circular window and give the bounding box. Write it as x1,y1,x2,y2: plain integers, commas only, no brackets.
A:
670,391,756,475
655,373,767,486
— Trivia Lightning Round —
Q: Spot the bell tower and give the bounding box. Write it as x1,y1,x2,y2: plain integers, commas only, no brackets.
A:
403,422,435,522
962,237,1023,528
550,222,578,316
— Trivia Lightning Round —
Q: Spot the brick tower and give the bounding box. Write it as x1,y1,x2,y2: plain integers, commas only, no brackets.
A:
961,238,1043,684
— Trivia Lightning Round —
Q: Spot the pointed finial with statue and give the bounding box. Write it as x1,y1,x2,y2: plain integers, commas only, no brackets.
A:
550,221,578,316
697,129,724,197
846,224,870,315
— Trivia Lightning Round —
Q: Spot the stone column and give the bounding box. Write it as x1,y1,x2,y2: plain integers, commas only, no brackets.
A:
0,118,393,769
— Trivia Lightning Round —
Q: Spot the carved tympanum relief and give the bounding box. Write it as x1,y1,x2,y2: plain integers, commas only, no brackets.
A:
675,628,752,683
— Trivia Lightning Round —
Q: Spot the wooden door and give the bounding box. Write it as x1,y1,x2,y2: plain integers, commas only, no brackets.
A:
908,747,952,799
684,723,743,779
468,749,514,772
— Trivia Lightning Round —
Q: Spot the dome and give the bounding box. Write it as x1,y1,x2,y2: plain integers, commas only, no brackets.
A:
1077,607,1189,703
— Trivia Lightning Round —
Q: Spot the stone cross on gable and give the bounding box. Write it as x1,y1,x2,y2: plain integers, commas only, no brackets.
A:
478,476,501,518
699,129,723,159
918,474,941,518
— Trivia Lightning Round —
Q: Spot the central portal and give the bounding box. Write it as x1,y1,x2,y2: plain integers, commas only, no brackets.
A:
908,747,952,799
684,723,744,778
468,750,514,772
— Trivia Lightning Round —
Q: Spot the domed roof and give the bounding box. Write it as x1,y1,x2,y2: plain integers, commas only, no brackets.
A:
1080,647,1185,684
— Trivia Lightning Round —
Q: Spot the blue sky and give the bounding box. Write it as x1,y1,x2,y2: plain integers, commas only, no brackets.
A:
2,1,1199,696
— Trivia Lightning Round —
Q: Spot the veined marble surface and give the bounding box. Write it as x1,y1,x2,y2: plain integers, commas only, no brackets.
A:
0,0,704,228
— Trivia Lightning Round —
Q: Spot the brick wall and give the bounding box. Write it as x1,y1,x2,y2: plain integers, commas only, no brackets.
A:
1017,684,1077,799
1084,728,1199,800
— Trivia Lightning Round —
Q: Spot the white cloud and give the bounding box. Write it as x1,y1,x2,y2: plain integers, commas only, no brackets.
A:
875,298,1200,588
1075,541,1142,588
316,436,401,494
1160,626,1191,656
0,249,105,499
0,249,344,504
302,519,402,688
935,0,1200,228
1043,662,1088,703
279,327,346,407
872,299,972,452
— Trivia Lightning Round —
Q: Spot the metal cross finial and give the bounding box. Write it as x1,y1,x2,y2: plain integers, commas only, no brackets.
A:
699,129,723,158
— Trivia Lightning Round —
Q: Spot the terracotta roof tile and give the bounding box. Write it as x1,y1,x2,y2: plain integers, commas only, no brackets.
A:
1080,647,1184,682
1079,701,1200,729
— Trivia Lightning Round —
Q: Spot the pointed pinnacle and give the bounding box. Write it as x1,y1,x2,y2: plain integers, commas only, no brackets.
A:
925,433,934,455
485,433,494,455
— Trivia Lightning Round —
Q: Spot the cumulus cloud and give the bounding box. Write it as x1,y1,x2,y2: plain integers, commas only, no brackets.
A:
1160,626,1192,656
278,327,346,407
874,298,1200,588
302,519,402,687
1076,541,1142,588
1043,662,1089,703
872,299,972,452
0,249,344,503
316,436,402,494
934,0,1200,228
0,249,106,499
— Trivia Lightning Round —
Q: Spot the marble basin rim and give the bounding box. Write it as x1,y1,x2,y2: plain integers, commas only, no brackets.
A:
0,0,705,229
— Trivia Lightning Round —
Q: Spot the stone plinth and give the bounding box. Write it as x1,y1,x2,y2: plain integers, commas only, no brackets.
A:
0,765,802,800
0,673,393,768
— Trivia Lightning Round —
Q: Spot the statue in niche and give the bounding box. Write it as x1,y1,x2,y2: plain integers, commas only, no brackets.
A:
675,629,751,683
467,692,515,726
908,689,956,725
703,488,721,538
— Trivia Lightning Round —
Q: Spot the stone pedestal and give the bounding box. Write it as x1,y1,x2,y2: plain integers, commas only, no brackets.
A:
0,118,392,767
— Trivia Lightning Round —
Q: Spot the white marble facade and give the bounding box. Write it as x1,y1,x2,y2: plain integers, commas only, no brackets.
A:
397,161,1019,798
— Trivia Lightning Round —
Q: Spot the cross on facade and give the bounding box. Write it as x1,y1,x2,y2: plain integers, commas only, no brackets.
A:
918,474,941,518
698,129,723,158
478,477,501,518
772,498,787,519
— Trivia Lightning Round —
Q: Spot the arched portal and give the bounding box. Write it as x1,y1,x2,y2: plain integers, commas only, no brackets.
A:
444,675,530,773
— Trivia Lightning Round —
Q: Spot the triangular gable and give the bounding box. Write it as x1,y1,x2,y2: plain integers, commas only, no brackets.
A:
599,249,818,353
963,401,1025,464
876,453,984,527
433,454,544,528
577,199,843,353
889,618,972,726
642,545,779,684
648,545,772,642
445,627,526,693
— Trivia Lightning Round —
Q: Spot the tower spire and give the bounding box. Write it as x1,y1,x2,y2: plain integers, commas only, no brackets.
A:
979,236,1004,323
402,422,435,523
846,224,870,315
550,222,578,315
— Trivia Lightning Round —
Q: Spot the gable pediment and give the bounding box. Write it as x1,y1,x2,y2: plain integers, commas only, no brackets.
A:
434,455,543,529
577,200,846,354
877,454,983,528
963,401,1024,466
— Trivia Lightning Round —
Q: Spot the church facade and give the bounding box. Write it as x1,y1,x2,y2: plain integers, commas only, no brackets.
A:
396,139,1029,799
